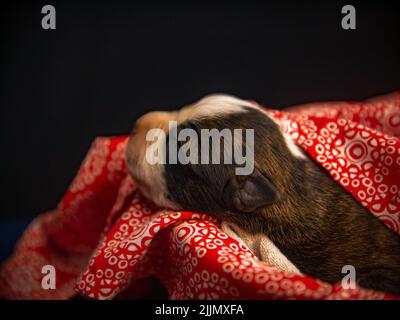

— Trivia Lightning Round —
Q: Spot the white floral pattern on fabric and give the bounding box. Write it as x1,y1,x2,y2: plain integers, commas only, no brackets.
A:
1,92,399,300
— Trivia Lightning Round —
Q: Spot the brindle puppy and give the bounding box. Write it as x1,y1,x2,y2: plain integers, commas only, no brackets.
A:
126,94,400,296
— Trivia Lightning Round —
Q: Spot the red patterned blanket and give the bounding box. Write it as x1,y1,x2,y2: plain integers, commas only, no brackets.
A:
1,91,399,300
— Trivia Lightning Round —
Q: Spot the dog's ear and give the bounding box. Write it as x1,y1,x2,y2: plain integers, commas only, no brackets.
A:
222,168,279,212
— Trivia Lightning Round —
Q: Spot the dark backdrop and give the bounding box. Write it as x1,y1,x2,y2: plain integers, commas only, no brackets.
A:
1,0,399,219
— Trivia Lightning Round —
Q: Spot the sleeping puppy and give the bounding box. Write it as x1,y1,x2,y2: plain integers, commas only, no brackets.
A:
126,94,400,296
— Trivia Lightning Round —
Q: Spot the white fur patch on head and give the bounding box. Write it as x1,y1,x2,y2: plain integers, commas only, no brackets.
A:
127,94,307,210
281,132,306,159
259,110,306,160
190,94,256,119
189,94,306,160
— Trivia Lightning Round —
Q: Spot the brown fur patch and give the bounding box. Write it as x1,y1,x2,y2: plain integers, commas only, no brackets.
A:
163,107,400,296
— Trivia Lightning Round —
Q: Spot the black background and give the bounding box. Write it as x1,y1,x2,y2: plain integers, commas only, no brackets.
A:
1,0,399,219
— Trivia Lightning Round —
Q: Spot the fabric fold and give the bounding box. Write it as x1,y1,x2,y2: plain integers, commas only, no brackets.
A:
1,91,399,300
